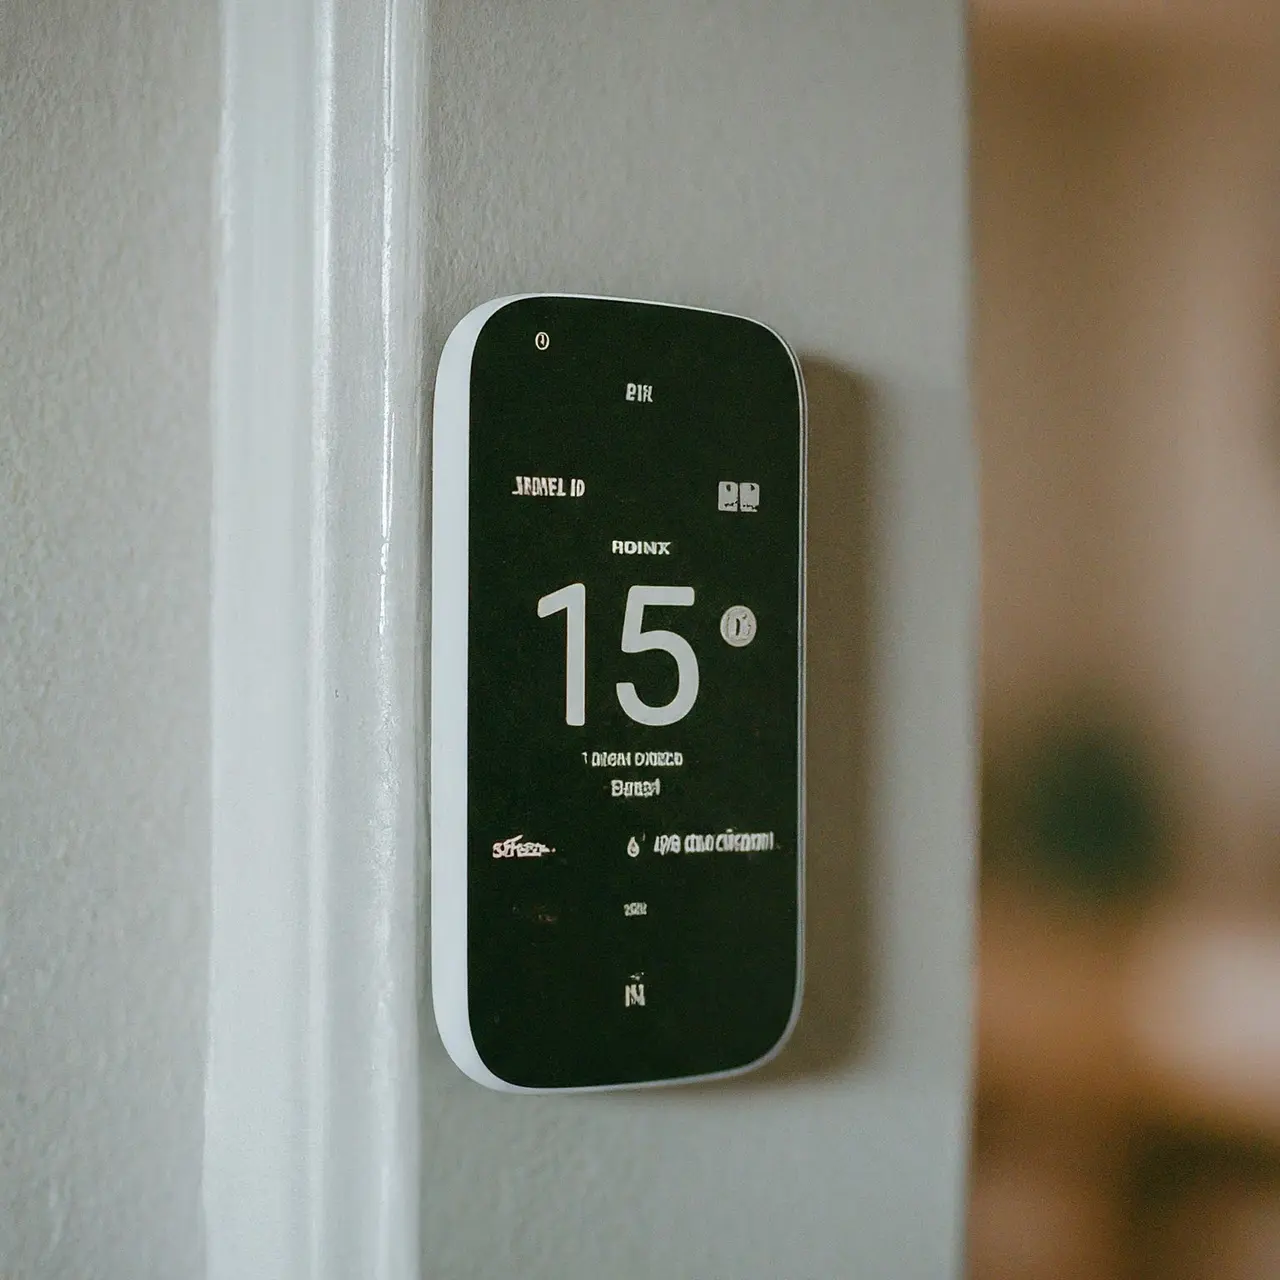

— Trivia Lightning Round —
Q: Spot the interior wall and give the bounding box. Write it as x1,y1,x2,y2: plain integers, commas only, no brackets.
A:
0,2,215,1276
975,39,1280,895
970,30,1280,1279
422,3,976,1276
0,1,973,1275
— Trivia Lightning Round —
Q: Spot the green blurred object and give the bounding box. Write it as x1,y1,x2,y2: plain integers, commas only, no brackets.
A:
1002,720,1166,901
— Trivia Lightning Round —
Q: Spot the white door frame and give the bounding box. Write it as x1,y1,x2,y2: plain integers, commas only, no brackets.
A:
207,1,427,1276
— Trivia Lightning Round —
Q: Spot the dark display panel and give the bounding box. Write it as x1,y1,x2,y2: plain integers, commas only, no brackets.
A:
467,297,803,1088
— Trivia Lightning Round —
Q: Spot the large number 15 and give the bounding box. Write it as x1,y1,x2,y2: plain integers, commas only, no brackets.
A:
536,584,700,727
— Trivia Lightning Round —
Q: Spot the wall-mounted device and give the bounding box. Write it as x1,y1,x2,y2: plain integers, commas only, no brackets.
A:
431,294,806,1092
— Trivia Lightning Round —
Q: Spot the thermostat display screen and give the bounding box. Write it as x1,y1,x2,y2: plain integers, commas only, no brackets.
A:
465,297,804,1089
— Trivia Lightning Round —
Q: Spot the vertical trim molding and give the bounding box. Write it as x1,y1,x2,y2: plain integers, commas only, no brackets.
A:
207,0,426,1275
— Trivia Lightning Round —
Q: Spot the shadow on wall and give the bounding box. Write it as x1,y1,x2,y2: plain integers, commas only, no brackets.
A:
706,355,881,1092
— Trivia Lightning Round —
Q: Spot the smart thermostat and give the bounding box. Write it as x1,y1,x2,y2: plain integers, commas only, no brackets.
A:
431,294,806,1092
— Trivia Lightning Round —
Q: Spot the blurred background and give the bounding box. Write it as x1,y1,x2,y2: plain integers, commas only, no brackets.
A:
969,1,1280,1277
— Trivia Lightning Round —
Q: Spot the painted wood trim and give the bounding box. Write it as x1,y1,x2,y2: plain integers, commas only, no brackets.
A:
207,0,427,1275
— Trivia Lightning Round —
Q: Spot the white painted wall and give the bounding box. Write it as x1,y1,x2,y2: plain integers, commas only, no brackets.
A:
0,1,216,1276
0,0,973,1274
422,4,976,1277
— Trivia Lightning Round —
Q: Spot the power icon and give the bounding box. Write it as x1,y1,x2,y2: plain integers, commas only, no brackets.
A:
534,331,550,351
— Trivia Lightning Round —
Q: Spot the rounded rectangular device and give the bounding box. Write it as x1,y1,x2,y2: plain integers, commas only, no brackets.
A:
431,294,806,1092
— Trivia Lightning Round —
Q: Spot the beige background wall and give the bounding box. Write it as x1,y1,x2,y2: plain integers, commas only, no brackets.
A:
975,37,1280,895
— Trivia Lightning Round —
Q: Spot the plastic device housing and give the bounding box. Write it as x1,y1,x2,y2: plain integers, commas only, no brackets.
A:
431,294,806,1093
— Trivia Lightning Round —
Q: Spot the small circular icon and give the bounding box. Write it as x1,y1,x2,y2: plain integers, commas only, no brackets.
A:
534,331,550,351
627,836,641,858
720,605,757,647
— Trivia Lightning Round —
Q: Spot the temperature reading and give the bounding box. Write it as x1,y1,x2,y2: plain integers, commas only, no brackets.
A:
536,584,700,727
